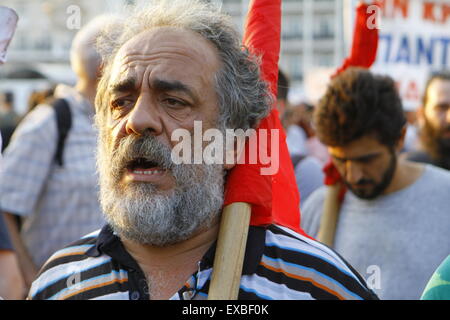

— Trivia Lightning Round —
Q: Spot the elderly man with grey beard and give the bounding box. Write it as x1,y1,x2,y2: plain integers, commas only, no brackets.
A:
28,0,377,301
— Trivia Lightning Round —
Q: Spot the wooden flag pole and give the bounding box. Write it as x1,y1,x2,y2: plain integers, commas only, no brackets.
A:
317,183,342,247
208,202,251,300
208,0,283,301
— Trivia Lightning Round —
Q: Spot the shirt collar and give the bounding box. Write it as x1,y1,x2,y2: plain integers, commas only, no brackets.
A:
86,224,142,272
86,224,266,276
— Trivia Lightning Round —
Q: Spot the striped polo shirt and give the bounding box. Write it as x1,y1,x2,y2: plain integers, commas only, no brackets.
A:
28,224,378,300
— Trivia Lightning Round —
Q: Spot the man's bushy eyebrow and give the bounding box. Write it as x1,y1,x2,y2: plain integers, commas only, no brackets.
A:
109,78,196,99
109,77,137,93
151,79,195,99
332,153,382,162
152,79,187,91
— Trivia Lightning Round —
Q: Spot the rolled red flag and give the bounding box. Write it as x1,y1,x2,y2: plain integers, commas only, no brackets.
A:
332,1,380,78
223,0,309,237
324,1,380,196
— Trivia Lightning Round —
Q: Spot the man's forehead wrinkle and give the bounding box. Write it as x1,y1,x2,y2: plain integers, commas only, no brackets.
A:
116,57,213,95
109,54,135,84
120,48,216,67
107,28,221,106
118,27,221,68
114,49,215,83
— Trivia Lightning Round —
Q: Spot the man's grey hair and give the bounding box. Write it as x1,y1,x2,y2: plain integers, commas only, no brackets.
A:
95,0,271,130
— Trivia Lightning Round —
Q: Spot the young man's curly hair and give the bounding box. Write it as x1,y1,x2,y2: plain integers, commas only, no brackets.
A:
314,67,406,148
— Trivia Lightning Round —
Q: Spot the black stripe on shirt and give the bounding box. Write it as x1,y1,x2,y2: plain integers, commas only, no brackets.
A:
268,225,312,244
38,236,98,276
254,262,340,300
31,258,120,300
263,244,371,299
66,279,130,300
269,225,376,297
39,254,92,275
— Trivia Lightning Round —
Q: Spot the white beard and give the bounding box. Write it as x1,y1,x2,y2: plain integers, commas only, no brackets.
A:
96,131,224,246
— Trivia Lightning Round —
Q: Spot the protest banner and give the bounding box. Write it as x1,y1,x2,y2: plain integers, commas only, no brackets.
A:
365,0,450,110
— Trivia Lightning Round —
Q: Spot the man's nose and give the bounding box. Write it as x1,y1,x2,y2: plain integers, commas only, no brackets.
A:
125,95,163,136
345,161,363,185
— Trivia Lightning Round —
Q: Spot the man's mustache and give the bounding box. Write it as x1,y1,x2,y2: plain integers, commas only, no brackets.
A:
355,179,375,185
346,178,375,187
110,135,174,173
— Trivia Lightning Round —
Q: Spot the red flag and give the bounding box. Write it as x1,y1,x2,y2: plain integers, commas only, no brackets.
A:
332,1,379,78
324,1,379,191
223,0,309,237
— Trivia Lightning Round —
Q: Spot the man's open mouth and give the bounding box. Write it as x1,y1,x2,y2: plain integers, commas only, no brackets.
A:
126,157,168,175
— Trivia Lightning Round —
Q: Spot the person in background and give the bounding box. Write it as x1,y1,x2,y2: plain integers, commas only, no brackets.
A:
0,91,20,152
404,71,450,169
283,103,309,166
421,255,450,300
276,69,289,117
0,5,25,299
0,16,119,291
295,101,329,165
401,109,419,153
0,131,25,299
0,214,24,299
279,74,310,164
26,86,56,115
290,102,326,205
278,72,325,204
301,68,450,299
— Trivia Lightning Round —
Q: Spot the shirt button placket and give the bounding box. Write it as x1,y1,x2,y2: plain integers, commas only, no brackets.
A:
130,291,140,300
182,290,195,300
139,278,149,295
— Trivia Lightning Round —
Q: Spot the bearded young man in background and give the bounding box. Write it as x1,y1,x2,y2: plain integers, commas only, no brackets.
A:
302,68,450,300
404,71,450,170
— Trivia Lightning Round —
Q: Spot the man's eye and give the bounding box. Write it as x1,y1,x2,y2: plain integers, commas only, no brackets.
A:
111,98,132,109
358,158,373,164
162,97,188,108
332,157,345,164
437,104,449,113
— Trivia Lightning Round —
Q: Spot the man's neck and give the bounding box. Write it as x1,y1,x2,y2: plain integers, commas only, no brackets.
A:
382,159,424,195
121,221,219,299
